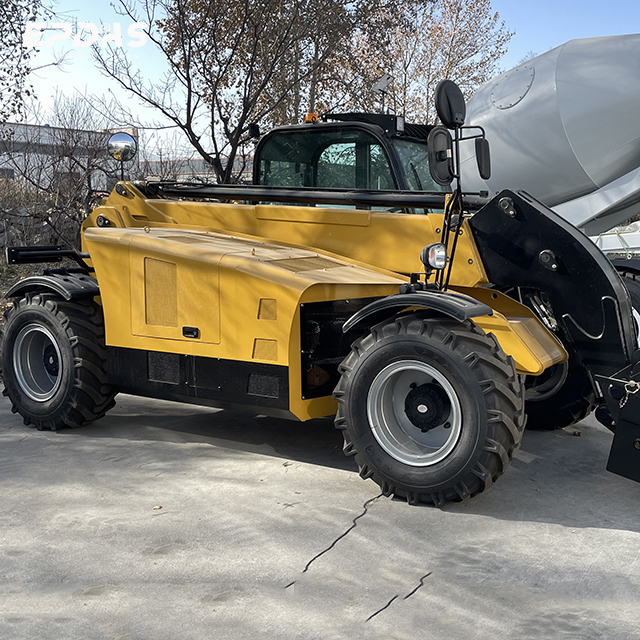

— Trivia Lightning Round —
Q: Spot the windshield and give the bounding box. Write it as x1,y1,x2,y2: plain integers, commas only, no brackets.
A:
390,138,448,193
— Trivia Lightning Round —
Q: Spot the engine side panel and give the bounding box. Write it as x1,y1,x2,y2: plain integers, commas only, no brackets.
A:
83,226,403,420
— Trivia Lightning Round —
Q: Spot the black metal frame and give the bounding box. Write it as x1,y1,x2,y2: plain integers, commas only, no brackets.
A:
597,355,640,483
152,182,489,211
469,190,636,377
6,245,93,270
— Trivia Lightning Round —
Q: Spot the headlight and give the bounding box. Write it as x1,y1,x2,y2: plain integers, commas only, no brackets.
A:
421,242,447,270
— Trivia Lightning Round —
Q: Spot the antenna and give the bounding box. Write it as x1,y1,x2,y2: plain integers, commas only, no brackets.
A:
373,73,394,113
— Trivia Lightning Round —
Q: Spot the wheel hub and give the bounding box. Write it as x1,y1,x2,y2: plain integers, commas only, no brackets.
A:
404,383,450,432
43,344,59,376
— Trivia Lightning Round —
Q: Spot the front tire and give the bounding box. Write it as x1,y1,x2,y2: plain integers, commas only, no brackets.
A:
333,314,525,506
0,293,116,430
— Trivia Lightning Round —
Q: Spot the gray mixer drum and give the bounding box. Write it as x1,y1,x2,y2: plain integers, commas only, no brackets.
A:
461,34,640,235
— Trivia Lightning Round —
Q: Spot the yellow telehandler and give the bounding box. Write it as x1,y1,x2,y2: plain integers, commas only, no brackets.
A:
2,81,638,505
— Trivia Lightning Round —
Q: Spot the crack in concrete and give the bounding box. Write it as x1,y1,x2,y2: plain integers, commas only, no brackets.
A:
366,595,398,621
285,493,382,589
366,572,432,622
403,571,432,600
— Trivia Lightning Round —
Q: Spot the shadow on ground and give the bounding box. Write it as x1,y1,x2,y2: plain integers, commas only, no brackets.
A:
12,393,640,533
63,394,355,471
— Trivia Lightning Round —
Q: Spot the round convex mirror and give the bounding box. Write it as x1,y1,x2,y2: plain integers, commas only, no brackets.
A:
107,132,137,162
434,80,466,130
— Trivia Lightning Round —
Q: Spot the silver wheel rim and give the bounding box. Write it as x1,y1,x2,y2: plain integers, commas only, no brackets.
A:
367,360,462,467
13,324,63,402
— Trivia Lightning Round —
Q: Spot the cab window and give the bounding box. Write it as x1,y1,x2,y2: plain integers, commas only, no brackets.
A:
257,128,397,191
391,138,447,193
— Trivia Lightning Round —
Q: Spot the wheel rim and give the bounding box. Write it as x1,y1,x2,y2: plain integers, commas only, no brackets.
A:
13,324,63,402
367,360,462,467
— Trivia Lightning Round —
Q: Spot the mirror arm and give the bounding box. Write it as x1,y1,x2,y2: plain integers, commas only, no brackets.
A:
457,125,487,142
452,125,461,181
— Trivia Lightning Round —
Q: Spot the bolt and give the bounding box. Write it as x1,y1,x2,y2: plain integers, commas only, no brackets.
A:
498,197,516,217
634,439,640,450
609,385,624,400
417,404,428,414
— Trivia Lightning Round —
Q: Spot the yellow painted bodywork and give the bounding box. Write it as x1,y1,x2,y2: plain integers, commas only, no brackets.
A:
455,287,568,375
83,225,403,421
83,182,568,420
84,183,488,287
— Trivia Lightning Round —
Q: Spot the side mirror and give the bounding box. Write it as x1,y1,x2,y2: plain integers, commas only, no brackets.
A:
434,80,466,130
427,125,454,186
475,137,491,180
107,132,137,162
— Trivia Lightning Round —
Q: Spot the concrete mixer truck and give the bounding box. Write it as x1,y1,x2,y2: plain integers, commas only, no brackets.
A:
461,33,640,313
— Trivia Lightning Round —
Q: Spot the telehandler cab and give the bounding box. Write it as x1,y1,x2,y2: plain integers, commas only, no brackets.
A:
2,81,639,506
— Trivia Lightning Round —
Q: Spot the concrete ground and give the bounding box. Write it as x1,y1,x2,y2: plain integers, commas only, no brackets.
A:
1,393,640,640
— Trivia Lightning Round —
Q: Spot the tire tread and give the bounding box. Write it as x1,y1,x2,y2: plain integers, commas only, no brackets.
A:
0,293,116,430
334,314,525,505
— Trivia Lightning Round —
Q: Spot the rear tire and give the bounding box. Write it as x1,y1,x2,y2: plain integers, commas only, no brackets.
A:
333,314,525,506
524,358,596,430
0,293,116,431
525,269,640,430
619,270,640,346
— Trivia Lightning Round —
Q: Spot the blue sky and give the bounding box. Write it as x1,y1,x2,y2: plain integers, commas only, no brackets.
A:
492,0,640,69
25,0,640,124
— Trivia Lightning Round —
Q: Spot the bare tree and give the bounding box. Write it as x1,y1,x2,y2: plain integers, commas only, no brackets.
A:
1,0,42,123
518,50,538,65
329,0,513,122
0,95,122,249
91,0,373,183
138,130,201,181
0,1,73,124
88,0,511,183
